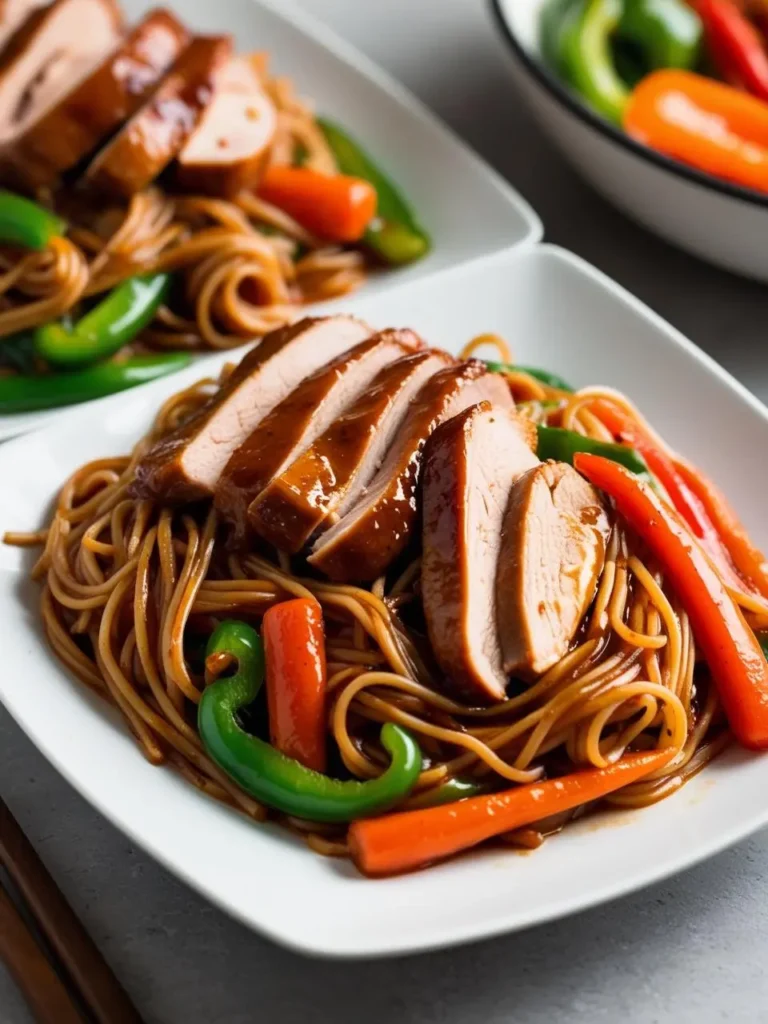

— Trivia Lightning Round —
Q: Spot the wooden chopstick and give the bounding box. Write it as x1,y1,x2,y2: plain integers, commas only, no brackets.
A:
0,885,83,1024
0,797,144,1024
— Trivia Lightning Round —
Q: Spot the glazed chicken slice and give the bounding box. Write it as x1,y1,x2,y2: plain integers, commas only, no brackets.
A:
176,56,276,197
421,402,539,703
133,315,373,503
215,328,422,545
86,34,232,198
0,0,47,53
496,461,611,679
6,8,189,189
0,0,122,146
308,361,513,582
248,348,454,555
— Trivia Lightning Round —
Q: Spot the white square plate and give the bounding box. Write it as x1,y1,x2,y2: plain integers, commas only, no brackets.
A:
1,246,767,958
0,0,540,442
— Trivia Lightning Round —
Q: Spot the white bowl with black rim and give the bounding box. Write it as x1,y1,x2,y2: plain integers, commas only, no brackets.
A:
491,0,768,281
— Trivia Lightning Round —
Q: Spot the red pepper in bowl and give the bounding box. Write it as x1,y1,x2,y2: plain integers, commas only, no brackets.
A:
693,0,768,100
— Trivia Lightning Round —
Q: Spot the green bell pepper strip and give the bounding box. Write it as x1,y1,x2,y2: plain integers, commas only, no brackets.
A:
617,0,702,71
537,425,653,481
406,777,492,809
34,273,171,369
199,620,423,823
0,190,66,251
317,117,430,265
561,0,629,123
0,353,191,413
485,360,574,392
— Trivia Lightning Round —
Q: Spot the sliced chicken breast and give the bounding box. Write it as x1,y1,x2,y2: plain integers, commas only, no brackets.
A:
421,402,539,704
132,315,373,503
86,34,232,198
0,0,47,53
496,461,611,679
6,8,189,189
0,0,122,145
248,348,454,555
215,328,422,545
176,56,276,197
308,361,514,582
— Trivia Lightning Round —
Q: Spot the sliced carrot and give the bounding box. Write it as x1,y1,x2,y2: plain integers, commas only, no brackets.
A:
575,453,768,750
262,598,327,773
348,749,674,877
257,166,377,242
674,458,768,600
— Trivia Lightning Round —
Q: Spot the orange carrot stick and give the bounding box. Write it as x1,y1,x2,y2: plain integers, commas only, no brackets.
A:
575,453,768,750
348,749,674,877
262,598,327,773
257,166,377,242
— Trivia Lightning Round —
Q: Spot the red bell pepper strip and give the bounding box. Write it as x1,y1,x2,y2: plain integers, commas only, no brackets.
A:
624,69,768,194
588,398,762,595
674,458,768,599
348,749,675,877
262,598,328,773
257,166,377,243
693,0,768,100
575,453,768,750
588,398,710,537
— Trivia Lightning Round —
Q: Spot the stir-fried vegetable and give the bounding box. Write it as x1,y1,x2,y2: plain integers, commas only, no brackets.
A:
262,598,327,773
485,361,574,391
575,453,768,750
556,0,631,123
0,190,66,251
620,0,702,70
536,424,652,479
589,396,765,594
199,620,422,822
695,0,768,101
318,118,431,265
257,166,377,243
34,274,171,369
0,354,191,413
405,777,492,809
542,0,700,123
624,69,768,192
589,397,709,536
348,749,674,876
674,458,768,599
535,0,768,192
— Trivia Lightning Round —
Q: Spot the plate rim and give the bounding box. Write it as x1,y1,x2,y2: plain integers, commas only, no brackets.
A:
2,243,768,958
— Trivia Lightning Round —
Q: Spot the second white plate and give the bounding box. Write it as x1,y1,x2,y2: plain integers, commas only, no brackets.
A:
0,0,541,442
